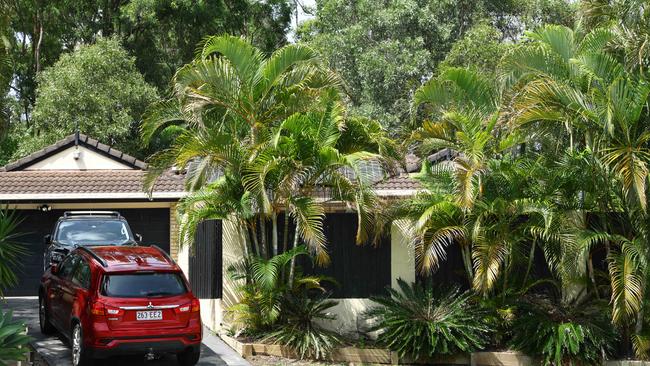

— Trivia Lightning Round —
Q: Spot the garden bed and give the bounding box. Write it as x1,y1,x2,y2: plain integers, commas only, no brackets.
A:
220,334,542,365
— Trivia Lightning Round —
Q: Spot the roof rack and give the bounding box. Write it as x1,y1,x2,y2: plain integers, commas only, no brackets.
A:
150,245,174,264
77,246,108,267
63,211,122,218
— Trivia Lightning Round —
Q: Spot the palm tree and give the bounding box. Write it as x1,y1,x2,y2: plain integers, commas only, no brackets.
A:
579,0,650,72
142,35,340,191
412,67,517,210
503,23,650,355
176,96,389,265
402,68,565,294
144,36,393,264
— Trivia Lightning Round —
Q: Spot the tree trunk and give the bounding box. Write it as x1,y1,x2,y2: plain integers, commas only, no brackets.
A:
34,16,43,74
522,240,536,288
249,222,260,257
587,255,600,299
271,212,278,256
288,225,300,286
259,217,268,259
282,208,289,253
461,243,473,285
238,220,249,258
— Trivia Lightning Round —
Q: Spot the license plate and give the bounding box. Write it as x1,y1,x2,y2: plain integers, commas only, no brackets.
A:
136,310,162,321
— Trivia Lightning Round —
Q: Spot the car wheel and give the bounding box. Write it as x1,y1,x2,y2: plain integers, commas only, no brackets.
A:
177,345,200,366
38,295,56,335
71,323,92,366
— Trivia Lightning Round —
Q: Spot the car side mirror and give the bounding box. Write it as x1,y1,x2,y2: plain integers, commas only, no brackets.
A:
135,233,143,244
44,234,51,245
50,264,58,275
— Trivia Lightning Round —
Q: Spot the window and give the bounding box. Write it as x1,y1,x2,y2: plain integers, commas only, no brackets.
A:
72,260,91,289
55,219,133,246
58,255,80,280
102,273,187,298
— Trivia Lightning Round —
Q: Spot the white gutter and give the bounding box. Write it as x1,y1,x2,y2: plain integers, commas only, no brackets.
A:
0,192,188,200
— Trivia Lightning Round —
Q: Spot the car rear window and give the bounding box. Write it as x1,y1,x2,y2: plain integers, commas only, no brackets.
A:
102,272,187,298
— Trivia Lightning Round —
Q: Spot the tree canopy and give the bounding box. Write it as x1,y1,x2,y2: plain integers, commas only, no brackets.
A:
297,0,577,131
15,38,158,159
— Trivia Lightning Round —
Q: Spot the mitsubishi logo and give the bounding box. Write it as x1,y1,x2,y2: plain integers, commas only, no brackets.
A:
147,302,154,309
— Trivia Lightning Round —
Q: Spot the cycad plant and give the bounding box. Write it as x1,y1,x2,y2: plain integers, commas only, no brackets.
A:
366,279,488,361
263,294,341,360
0,310,31,365
510,295,616,365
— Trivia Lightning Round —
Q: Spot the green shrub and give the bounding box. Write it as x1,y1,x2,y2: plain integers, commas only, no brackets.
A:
0,310,31,365
228,246,333,337
263,294,341,359
366,279,488,361
510,295,616,365
0,208,25,296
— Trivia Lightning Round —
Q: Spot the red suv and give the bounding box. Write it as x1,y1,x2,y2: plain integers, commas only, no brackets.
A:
38,245,202,366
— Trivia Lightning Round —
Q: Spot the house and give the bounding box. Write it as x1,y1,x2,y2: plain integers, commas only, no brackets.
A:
0,133,185,296
0,134,422,335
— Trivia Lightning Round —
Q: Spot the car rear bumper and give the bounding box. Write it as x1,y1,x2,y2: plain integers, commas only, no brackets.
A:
88,322,202,358
89,337,201,358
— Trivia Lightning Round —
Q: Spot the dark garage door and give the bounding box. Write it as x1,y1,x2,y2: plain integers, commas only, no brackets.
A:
5,208,170,297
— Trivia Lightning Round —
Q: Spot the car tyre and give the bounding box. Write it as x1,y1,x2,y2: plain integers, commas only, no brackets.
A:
177,345,200,366
38,294,56,335
71,323,92,366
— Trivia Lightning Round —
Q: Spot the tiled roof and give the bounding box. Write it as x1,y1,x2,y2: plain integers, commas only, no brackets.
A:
2,133,147,171
373,175,422,194
0,170,185,200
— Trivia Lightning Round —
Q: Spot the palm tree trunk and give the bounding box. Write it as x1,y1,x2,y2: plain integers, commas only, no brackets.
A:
522,240,536,288
271,212,278,256
288,224,300,286
635,300,645,335
282,209,289,253
461,244,473,285
259,217,268,259
238,220,249,257
587,255,600,299
502,252,510,299
249,222,260,257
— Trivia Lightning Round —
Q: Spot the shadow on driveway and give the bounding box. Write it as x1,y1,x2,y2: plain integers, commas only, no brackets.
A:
1,297,228,366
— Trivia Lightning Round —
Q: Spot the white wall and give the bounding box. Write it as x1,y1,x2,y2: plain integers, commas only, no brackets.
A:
24,146,132,170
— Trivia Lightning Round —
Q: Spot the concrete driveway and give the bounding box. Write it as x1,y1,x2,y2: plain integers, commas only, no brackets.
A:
1,297,250,366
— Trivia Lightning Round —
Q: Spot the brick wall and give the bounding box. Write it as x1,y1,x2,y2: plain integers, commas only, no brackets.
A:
169,203,179,261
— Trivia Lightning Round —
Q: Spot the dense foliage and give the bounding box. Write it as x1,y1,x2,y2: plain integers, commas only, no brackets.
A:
297,0,576,130
0,209,24,297
20,38,158,159
390,0,650,361
229,247,341,359
0,310,31,365
3,0,650,363
263,294,341,360
367,279,488,360
510,296,617,365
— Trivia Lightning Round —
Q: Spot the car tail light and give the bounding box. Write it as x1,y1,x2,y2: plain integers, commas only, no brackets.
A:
90,302,105,316
90,302,123,317
175,299,199,314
